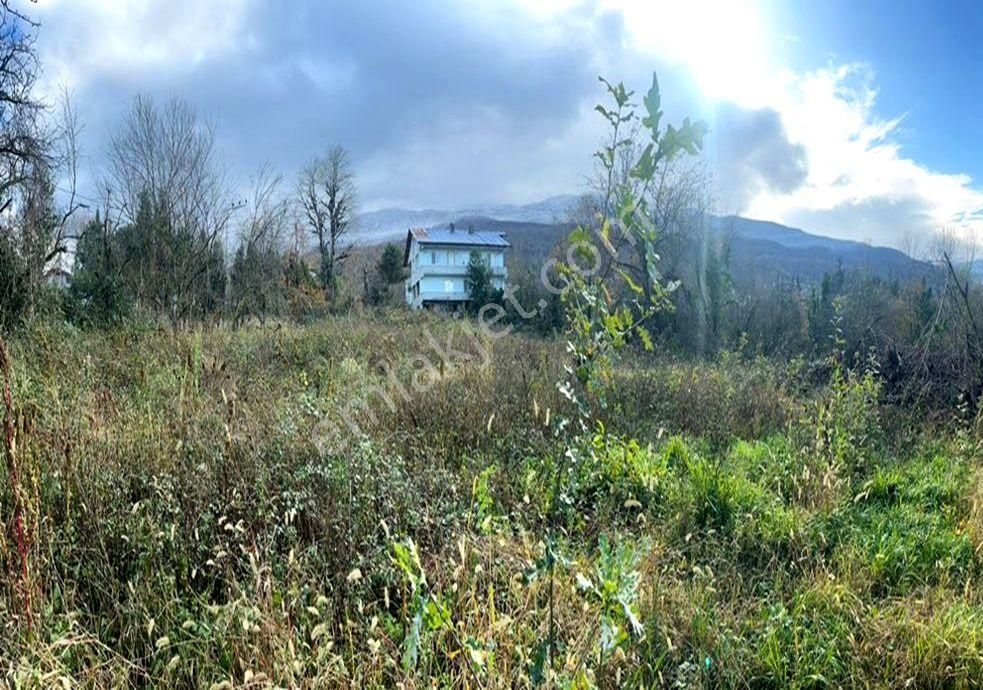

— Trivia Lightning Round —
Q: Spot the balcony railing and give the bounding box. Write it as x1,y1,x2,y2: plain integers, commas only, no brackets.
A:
411,264,506,282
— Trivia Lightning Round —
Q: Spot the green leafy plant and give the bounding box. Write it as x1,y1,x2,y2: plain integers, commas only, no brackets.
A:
390,538,450,671
575,535,645,674
470,465,498,535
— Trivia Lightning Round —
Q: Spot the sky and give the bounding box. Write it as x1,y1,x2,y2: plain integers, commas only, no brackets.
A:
26,0,983,249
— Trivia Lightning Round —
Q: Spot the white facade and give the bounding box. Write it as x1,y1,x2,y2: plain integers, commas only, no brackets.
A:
404,230,509,309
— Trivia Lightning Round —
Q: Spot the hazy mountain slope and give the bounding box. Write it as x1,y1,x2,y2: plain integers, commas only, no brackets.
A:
716,216,936,285
434,215,934,285
353,195,578,245
352,196,934,285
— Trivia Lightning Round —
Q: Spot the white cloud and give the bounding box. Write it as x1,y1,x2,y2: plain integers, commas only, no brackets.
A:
526,0,983,247
34,0,253,91
746,64,983,246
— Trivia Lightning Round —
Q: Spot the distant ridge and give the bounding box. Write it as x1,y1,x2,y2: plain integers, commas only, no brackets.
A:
353,195,579,245
714,216,936,285
352,196,935,284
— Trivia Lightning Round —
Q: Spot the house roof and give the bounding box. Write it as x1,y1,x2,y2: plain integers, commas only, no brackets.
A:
403,227,510,265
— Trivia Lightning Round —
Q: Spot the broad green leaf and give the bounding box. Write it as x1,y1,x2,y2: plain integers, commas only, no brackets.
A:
630,143,657,181
424,597,451,631
403,604,423,670
568,225,592,246
598,76,633,108
529,640,549,686
598,219,617,257
659,117,709,161
594,104,618,127
642,73,662,136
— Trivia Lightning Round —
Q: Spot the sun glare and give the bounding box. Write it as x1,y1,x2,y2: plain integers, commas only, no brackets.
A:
616,0,774,107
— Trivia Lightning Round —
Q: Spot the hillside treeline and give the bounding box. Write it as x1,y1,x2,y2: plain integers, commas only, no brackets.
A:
0,3,410,333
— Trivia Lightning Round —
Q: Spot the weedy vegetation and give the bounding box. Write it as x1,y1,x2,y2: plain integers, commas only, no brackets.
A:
1,316,981,688
1,67,982,689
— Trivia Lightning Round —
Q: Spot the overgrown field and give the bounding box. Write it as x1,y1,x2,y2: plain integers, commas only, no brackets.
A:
1,315,982,688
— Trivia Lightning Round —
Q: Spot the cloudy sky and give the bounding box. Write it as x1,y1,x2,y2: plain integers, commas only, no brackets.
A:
28,0,983,248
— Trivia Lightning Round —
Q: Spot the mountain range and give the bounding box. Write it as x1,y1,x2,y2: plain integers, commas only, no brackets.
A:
352,196,935,285
354,195,579,245
712,216,936,285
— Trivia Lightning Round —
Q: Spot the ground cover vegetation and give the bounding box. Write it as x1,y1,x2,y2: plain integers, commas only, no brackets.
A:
2,1,983,686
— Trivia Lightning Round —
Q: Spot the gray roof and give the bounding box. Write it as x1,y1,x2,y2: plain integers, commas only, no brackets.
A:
409,227,510,247
404,226,510,265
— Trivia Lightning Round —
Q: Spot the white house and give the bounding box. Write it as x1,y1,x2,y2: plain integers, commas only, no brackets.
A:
403,225,509,310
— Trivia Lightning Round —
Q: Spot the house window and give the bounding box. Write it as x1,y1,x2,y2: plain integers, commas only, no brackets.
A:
430,251,436,265
444,279,454,293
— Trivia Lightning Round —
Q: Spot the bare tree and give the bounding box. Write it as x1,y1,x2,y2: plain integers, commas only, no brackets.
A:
106,95,231,233
0,0,43,214
0,77,85,319
0,0,43,326
105,94,233,325
898,229,925,262
297,145,356,298
30,90,86,277
241,164,287,255
0,2,89,326
229,164,288,323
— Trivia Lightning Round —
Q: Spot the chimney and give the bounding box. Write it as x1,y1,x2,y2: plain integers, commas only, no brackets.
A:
467,223,475,234
449,222,455,232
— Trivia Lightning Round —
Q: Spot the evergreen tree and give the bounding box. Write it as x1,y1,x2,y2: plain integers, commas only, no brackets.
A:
0,234,28,331
464,250,502,316
377,243,405,285
366,242,407,305
229,243,285,323
67,215,130,326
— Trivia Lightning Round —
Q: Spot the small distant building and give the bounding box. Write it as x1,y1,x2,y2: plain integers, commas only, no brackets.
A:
46,253,73,289
403,224,509,310
47,267,71,290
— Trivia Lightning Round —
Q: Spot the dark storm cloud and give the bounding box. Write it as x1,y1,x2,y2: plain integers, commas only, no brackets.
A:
37,0,628,208
710,103,808,212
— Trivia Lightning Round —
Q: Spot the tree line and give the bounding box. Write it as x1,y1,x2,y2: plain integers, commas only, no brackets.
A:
0,2,409,330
